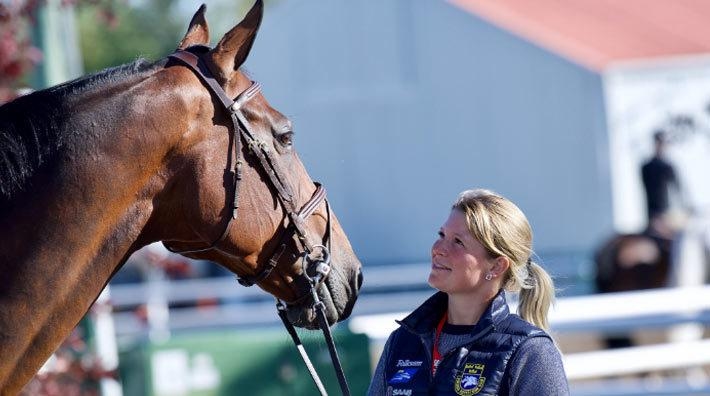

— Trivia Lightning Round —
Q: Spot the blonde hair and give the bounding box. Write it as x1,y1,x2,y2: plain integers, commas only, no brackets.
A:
453,189,555,330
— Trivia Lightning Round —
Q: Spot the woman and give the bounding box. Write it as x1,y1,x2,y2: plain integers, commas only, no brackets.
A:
367,189,569,395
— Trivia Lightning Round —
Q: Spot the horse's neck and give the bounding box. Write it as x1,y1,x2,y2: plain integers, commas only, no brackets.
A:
0,187,151,380
0,189,157,392
0,70,190,393
0,142,160,394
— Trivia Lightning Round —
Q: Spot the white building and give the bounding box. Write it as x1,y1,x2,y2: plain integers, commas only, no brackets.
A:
244,0,710,286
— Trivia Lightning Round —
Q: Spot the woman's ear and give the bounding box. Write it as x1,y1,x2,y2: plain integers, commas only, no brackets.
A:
491,256,510,278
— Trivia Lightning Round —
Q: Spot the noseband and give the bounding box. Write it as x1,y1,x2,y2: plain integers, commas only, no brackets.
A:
165,47,350,396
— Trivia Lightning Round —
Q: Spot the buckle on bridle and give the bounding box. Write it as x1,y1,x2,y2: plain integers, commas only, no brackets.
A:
303,244,331,285
230,81,261,112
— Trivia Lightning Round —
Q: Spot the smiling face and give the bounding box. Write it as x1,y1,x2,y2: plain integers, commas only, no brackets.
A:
429,209,498,297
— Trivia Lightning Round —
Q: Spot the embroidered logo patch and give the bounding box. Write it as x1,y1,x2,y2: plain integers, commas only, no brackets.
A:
454,363,486,395
388,368,419,384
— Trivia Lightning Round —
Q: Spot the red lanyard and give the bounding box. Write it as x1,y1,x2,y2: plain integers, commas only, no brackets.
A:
432,312,447,375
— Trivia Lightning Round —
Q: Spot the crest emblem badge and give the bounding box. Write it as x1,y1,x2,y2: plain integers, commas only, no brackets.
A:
454,363,486,395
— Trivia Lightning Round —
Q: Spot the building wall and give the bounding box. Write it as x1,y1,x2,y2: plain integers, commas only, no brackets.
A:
245,0,613,266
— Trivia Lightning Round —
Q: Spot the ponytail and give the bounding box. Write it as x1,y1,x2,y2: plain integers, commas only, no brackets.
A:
517,260,555,331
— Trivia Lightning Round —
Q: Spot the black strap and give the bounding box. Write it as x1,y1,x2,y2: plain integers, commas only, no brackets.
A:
277,298,352,396
314,301,351,396
236,237,287,287
277,301,328,396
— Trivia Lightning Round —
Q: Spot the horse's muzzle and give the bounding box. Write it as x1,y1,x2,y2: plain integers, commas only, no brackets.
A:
286,264,362,329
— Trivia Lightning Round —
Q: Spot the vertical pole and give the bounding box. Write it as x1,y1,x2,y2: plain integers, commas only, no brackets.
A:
30,0,83,89
93,288,125,396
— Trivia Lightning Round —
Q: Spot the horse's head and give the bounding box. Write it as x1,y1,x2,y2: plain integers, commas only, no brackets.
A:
152,2,362,328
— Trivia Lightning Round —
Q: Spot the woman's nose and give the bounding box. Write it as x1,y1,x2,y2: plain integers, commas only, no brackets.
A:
432,239,445,256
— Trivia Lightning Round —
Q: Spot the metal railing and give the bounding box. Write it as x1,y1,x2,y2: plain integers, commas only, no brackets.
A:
108,261,710,395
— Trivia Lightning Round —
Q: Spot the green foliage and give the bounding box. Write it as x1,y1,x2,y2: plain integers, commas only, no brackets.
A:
77,0,183,73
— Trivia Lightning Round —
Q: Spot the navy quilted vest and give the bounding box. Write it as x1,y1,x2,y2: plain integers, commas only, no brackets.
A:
382,292,549,396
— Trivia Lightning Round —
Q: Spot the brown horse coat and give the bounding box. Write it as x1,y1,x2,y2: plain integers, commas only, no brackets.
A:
0,2,362,393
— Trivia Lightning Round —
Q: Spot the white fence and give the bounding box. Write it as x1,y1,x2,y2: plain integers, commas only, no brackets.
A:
109,263,710,395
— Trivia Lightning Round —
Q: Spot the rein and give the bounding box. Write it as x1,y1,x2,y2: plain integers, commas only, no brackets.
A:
166,48,351,396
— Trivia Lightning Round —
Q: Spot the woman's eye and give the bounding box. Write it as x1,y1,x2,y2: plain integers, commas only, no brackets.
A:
455,238,465,246
437,231,445,239
277,131,294,147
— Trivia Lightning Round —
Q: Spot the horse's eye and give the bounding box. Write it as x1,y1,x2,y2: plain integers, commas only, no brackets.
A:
277,131,294,147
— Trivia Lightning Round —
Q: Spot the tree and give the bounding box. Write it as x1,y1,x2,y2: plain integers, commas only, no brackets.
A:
0,1,42,103
77,0,183,74
0,1,119,104
1,0,271,104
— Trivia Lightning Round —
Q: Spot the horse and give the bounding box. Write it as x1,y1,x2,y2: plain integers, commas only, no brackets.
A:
593,209,710,349
594,208,710,295
593,229,673,349
594,231,673,294
0,2,363,394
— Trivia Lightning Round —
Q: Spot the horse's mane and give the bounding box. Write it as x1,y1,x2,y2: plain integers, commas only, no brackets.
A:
0,58,163,202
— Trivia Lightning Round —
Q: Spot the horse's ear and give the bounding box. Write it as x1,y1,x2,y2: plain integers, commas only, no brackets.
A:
206,0,263,84
177,4,210,50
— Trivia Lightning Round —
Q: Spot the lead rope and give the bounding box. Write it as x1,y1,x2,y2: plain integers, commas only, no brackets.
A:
313,298,352,396
276,300,328,396
274,255,350,396
308,202,351,396
275,282,352,396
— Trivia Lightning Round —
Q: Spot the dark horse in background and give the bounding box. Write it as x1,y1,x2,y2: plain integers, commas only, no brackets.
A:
0,2,362,393
595,229,673,294
594,224,673,349
593,208,710,348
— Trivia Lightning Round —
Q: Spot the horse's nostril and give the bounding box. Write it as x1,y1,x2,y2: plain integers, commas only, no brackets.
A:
357,268,363,291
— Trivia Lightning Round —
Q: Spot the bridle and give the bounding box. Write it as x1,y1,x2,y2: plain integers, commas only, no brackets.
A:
165,46,351,396
164,48,330,288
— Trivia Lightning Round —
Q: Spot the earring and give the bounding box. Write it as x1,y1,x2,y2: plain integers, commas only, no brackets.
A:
485,273,493,281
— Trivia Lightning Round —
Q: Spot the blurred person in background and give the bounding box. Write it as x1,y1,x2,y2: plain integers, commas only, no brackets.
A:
641,130,685,240
367,189,568,396
594,130,685,350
